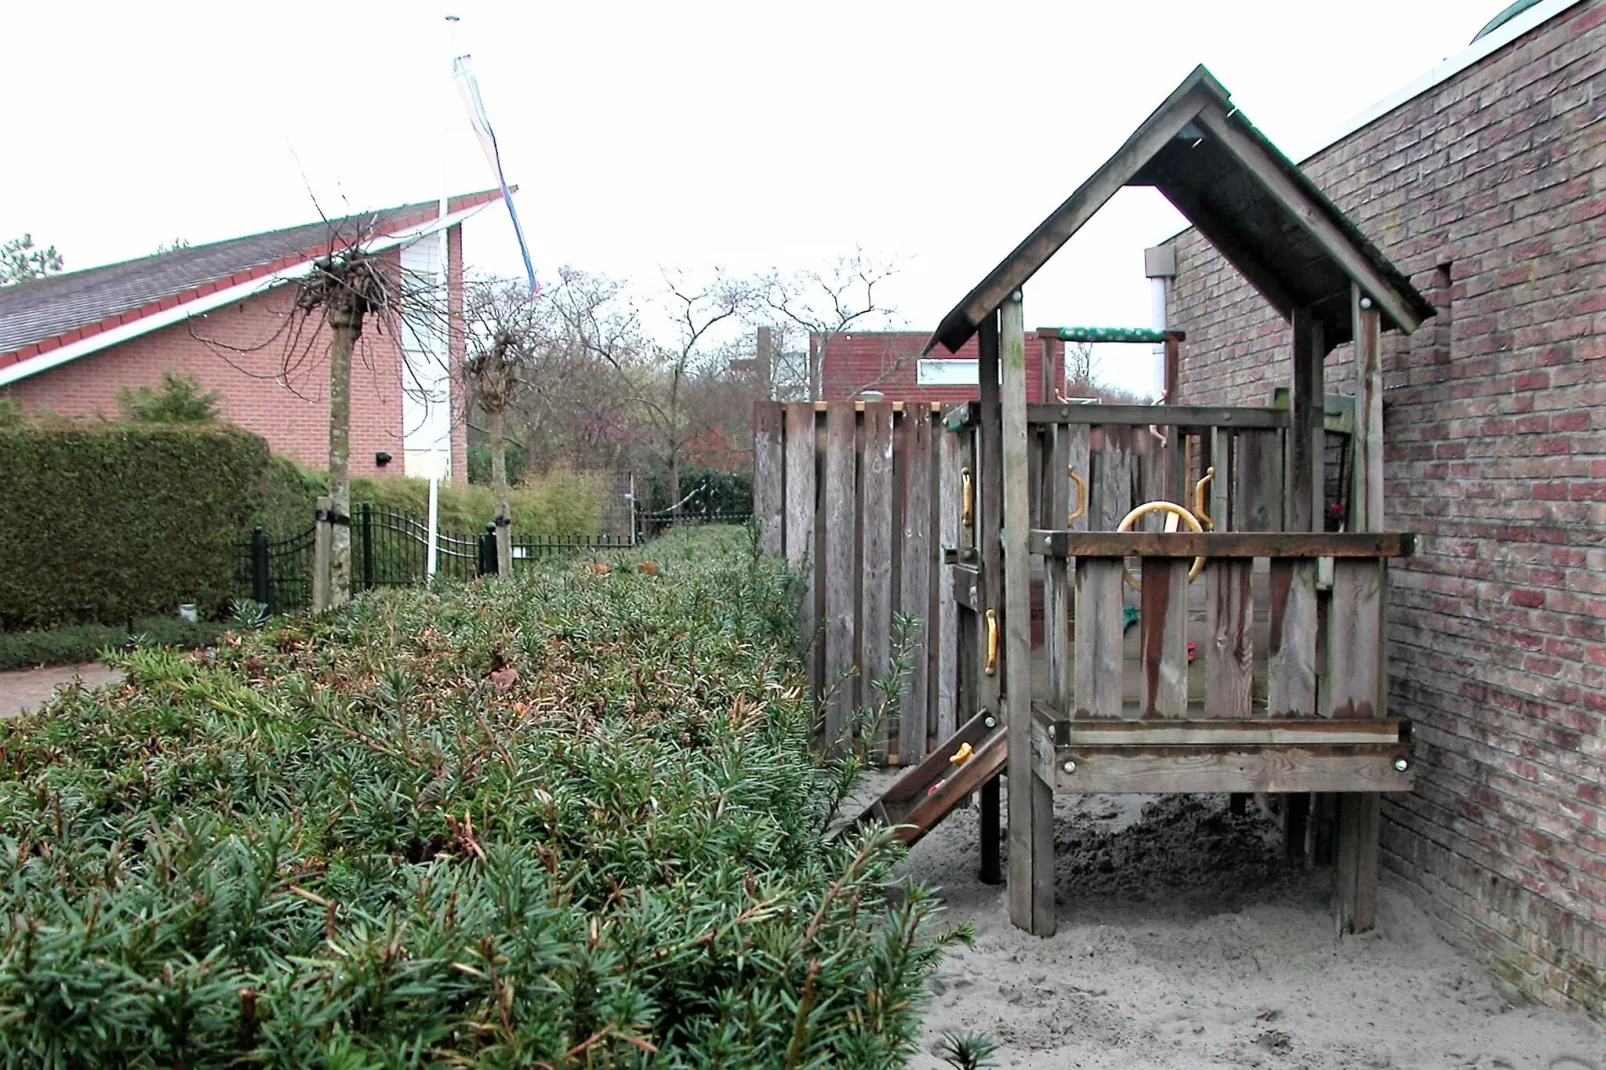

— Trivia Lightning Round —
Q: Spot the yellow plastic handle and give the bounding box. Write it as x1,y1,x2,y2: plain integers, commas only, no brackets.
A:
961,467,974,528
1117,500,1207,589
1194,466,1215,530
1067,469,1087,524
984,609,998,675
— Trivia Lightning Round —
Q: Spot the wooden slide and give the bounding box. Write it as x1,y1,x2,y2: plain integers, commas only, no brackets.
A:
838,711,1007,846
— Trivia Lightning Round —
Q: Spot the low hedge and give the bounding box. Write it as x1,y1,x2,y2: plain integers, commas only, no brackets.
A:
261,455,602,536
0,527,948,1065
0,424,269,629
0,617,227,672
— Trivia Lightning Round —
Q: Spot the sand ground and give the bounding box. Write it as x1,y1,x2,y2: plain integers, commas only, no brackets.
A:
873,782,1604,1070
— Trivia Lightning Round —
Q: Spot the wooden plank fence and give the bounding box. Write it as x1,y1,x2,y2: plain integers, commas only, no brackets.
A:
754,400,955,765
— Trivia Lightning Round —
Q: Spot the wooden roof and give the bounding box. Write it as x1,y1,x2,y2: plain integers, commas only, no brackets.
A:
927,66,1435,355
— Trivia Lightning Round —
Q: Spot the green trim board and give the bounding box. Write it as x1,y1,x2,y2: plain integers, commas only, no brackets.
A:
1042,326,1171,343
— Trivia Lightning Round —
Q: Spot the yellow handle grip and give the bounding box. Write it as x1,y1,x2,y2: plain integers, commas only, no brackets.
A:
961,467,973,528
985,609,998,675
1067,469,1086,524
1194,466,1215,530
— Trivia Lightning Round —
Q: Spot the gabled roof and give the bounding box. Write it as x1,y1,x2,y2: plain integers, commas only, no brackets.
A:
927,66,1435,355
0,189,505,371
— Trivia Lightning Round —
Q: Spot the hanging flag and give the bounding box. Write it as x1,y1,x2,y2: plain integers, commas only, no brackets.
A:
452,54,538,294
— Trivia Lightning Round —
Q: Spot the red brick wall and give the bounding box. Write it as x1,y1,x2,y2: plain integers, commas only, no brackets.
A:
4,225,472,485
818,330,1066,404
1161,1,1606,1010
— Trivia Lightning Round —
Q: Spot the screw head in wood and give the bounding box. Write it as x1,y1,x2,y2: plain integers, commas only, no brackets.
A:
969,586,978,603
1393,757,1409,772
1062,760,1077,774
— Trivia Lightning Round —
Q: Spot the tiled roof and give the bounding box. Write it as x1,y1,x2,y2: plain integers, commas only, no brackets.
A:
0,190,503,365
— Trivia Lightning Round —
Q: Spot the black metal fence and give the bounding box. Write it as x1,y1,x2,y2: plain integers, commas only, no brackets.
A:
238,504,639,616
634,479,751,541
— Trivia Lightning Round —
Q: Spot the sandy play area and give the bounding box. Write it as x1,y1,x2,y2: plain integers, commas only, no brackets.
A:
884,788,1604,1070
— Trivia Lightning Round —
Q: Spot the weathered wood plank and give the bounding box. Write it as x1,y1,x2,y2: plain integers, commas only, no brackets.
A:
1335,790,1382,933
935,429,962,742
861,403,895,758
823,405,857,743
976,316,1005,890
1002,293,1053,937
1025,403,1288,428
1073,559,1124,717
1140,557,1189,716
1055,744,1414,794
1057,718,1402,746
1206,556,1254,717
1033,531,1416,558
1324,560,1383,719
753,401,785,556
782,403,818,693
1235,429,1283,534
900,411,932,762
1267,559,1319,716
1044,422,1073,719
1288,307,1325,535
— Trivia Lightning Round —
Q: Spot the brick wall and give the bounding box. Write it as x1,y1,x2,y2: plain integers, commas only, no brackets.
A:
5,225,473,485
1162,1,1606,1011
818,330,1066,405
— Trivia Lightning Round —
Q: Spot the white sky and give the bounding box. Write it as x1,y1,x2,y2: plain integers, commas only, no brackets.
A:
2,1,1500,393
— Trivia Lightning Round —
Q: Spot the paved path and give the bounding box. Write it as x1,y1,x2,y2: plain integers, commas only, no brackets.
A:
0,662,123,719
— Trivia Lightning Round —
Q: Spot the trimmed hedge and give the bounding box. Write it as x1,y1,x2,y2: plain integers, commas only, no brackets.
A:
0,617,228,671
261,455,602,536
0,424,269,629
0,527,947,1064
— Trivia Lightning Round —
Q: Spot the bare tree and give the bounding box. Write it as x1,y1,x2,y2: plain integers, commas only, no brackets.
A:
760,250,899,400
1063,341,1095,397
463,276,540,575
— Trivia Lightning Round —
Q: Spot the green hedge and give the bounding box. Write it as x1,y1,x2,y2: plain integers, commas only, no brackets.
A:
0,424,269,629
0,617,228,671
0,527,947,1064
261,455,601,536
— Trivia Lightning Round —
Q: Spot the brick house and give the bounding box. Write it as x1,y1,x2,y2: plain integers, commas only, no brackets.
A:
815,330,1067,405
1151,0,1605,1010
0,190,508,484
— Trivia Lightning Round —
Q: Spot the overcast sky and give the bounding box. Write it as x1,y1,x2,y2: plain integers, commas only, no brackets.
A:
2,1,1502,392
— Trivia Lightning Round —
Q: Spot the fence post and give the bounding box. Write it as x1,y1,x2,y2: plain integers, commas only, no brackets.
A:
312,497,332,613
361,504,375,592
251,525,271,609
478,522,498,577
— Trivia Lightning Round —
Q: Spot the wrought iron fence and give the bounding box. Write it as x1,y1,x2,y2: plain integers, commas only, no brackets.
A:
240,504,641,615
236,524,317,615
634,478,752,541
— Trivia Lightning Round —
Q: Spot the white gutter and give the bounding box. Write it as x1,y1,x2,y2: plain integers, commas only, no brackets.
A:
0,201,494,388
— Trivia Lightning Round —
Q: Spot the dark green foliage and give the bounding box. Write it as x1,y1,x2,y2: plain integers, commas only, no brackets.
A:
0,528,947,1065
0,424,271,629
467,441,529,487
117,371,223,423
0,617,226,671
641,467,753,515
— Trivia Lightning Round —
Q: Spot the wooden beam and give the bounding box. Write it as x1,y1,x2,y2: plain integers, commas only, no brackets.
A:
976,315,1005,888
956,92,1211,338
1022,403,1289,429
783,403,818,695
823,405,857,741
1155,178,1300,323
1192,103,1424,334
1053,717,1403,746
1033,531,1416,558
1055,744,1414,794
860,403,895,759
753,402,785,555
1001,291,1054,937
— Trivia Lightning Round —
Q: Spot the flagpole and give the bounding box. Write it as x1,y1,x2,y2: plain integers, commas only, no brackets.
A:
439,14,459,483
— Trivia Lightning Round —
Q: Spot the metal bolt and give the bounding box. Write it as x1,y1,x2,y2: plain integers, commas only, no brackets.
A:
969,586,979,603
984,716,997,729
1062,760,1077,774
1360,296,1374,310
1393,757,1410,772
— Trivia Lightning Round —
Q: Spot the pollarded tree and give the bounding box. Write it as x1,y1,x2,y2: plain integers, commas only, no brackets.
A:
463,277,541,575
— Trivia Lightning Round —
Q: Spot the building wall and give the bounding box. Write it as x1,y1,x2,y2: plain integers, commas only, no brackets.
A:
5,225,472,486
818,330,1066,405
1161,1,1606,1011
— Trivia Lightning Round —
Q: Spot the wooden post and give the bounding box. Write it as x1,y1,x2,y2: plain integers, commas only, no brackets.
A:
311,496,332,613
899,411,932,763
783,403,818,695
976,315,1005,885
935,428,962,743
753,401,784,556
1002,292,1054,936
1334,285,1386,934
861,403,895,759
823,405,857,744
